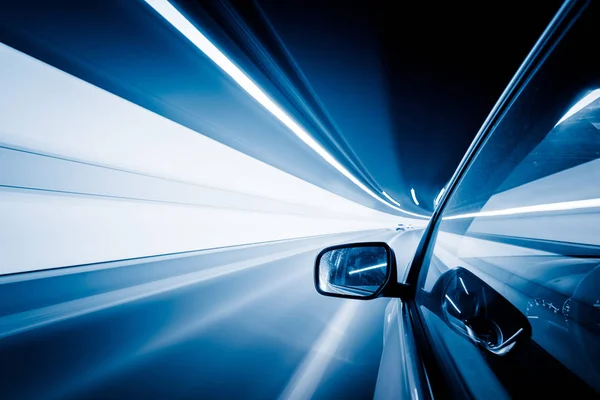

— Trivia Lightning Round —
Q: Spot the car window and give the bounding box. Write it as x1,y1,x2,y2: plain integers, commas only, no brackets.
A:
414,3,600,398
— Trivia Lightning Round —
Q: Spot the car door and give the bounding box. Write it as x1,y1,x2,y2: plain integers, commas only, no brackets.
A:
408,0,600,398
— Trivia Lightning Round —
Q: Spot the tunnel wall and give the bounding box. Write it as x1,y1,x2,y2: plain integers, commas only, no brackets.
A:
0,43,412,275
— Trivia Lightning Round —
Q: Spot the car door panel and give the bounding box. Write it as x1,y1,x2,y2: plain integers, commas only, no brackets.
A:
376,299,432,400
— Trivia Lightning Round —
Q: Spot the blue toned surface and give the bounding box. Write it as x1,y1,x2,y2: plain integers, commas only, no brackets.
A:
0,229,423,399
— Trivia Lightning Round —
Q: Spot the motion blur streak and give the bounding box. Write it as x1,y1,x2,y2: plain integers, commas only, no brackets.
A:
382,191,402,207
0,2,427,398
0,238,329,340
0,41,408,274
47,266,308,400
0,229,410,399
142,0,427,218
137,268,307,354
444,196,600,220
278,301,359,400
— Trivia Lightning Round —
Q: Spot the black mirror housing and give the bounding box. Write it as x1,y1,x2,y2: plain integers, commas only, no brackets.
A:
314,242,411,300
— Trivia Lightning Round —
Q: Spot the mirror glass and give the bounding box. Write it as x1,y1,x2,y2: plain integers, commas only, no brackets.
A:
318,245,389,297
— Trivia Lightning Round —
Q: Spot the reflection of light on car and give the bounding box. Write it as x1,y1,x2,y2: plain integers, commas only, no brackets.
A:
349,262,387,275
555,88,600,127
459,277,469,295
434,187,446,208
445,294,462,314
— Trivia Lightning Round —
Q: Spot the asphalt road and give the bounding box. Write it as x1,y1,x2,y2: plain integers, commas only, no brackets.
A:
0,228,424,399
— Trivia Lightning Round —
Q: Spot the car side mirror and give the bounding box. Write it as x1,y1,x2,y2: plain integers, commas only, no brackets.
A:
314,242,409,300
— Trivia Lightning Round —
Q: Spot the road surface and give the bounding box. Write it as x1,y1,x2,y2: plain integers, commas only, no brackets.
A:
0,228,423,399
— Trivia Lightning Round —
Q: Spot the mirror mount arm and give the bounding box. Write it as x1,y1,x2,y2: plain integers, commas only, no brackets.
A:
381,282,414,299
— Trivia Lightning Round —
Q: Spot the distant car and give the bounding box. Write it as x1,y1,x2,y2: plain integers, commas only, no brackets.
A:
396,223,414,231
314,4,600,398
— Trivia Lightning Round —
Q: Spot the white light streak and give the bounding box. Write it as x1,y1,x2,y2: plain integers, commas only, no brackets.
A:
410,188,419,206
143,0,428,218
348,262,387,275
382,191,402,207
443,197,600,220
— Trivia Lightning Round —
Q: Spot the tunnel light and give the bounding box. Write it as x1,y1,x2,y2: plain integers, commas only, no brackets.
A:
348,262,387,275
381,191,401,207
434,187,446,208
410,188,419,206
555,89,600,127
144,0,428,218
443,197,600,220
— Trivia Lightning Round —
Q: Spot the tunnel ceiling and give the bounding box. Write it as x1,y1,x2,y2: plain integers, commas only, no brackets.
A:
208,0,563,213
0,0,563,217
